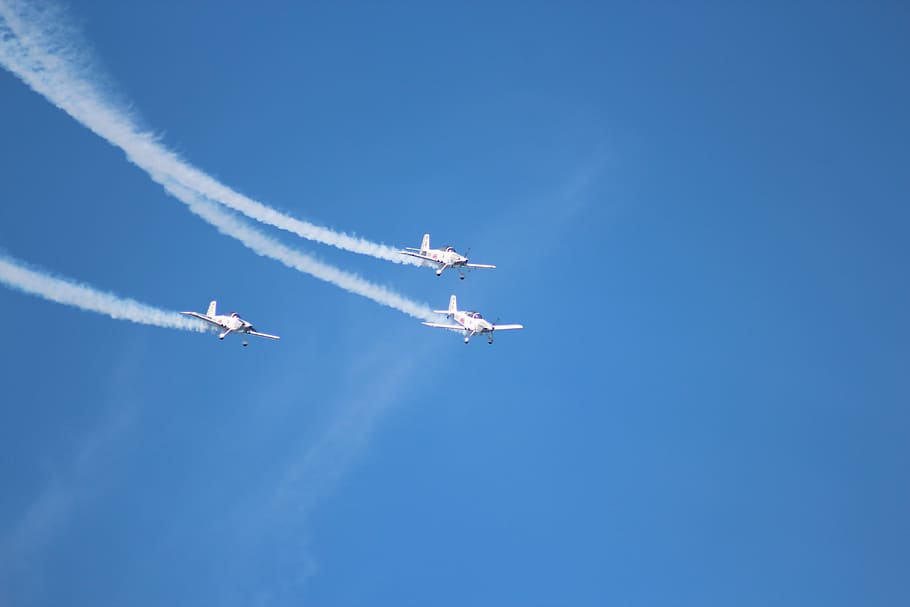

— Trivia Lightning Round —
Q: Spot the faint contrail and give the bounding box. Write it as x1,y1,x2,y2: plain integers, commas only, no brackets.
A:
0,253,206,332
0,0,421,266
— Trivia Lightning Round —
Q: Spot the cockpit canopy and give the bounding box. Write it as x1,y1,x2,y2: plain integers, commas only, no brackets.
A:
230,312,241,318
472,312,483,319
444,246,456,252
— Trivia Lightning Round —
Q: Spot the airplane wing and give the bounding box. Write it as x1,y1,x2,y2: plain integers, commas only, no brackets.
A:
465,263,496,269
248,331,281,340
400,250,441,264
181,311,224,328
492,323,524,330
421,321,464,331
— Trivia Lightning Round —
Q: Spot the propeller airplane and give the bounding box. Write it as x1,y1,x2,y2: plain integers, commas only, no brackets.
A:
422,295,523,344
400,233,496,279
181,300,280,346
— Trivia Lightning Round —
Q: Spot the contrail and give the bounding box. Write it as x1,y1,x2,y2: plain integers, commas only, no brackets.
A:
0,253,206,332
0,0,422,266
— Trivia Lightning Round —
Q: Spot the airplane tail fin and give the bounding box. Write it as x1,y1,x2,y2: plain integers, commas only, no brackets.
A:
420,233,430,253
206,300,217,317
433,294,458,316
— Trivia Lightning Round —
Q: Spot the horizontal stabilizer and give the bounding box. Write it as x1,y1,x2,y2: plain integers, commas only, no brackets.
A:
181,311,222,328
400,250,433,260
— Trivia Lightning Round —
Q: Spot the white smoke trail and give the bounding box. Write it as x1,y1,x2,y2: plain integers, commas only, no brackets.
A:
0,253,206,332
165,181,437,320
0,0,423,266
0,0,436,320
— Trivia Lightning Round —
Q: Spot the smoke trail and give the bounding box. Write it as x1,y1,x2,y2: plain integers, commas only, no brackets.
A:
0,253,206,332
0,0,436,320
0,0,422,266
165,181,437,320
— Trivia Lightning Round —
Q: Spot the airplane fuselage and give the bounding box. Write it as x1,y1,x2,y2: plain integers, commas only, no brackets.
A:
215,314,255,334
424,249,468,268
451,311,497,343
410,247,470,276
452,311,493,335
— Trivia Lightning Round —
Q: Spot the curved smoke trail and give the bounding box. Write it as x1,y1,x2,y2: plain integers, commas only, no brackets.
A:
166,181,437,320
0,0,436,320
0,0,422,266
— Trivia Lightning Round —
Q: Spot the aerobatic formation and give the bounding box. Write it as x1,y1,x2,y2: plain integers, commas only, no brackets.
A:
0,1,523,346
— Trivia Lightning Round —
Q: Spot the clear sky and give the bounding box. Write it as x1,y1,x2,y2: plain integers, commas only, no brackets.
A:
1,1,908,605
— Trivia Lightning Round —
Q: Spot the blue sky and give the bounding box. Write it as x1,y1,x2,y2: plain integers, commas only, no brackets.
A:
1,1,908,605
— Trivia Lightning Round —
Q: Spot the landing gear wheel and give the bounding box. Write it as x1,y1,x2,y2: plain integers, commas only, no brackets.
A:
242,341,249,347
464,337,470,344
459,274,465,280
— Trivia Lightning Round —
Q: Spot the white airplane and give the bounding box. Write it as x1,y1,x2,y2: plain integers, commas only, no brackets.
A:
181,300,280,346
400,233,496,279
422,295,523,344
